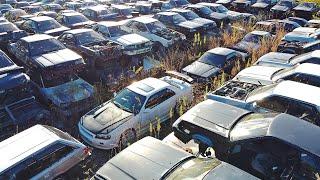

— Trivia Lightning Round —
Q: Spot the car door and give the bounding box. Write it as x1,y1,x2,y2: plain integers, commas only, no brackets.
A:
140,88,176,133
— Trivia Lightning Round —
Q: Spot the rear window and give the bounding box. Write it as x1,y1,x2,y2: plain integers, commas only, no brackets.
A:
199,52,227,67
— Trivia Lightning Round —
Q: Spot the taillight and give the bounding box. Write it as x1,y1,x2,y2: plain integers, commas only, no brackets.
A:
84,147,92,156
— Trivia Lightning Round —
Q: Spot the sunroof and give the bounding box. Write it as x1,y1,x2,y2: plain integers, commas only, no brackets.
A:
136,83,154,92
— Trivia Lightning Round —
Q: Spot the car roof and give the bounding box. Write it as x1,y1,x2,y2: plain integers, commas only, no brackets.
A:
128,77,170,96
291,63,320,77
132,16,158,23
235,65,282,83
0,125,60,173
248,80,320,106
98,21,122,27
171,8,190,13
258,52,296,62
86,5,108,11
62,12,83,16
179,99,251,138
95,137,193,180
29,15,53,21
21,34,53,42
207,47,236,56
198,2,220,7
157,11,178,16
112,4,131,9
65,28,93,34
231,113,320,157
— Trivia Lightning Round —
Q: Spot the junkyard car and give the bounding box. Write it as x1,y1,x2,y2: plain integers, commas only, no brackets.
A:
182,47,245,83
171,8,217,33
0,50,50,141
207,80,320,125
20,16,70,36
92,136,259,180
42,3,64,12
285,16,308,27
173,99,320,179
8,34,95,117
0,4,13,14
198,3,251,22
123,17,186,49
307,19,320,28
82,6,118,21
78,73,193,150
293,2,318,20
277,39,320,54
56,12,95,29
111,4,136,20
154,11,204,38
63,1,83,11
3,8,28,23
232,0,257,12
57,28,124,82
255,50,320,67
232,30,272,54
169,0,190,8
0,21,27,49
13,1,30,9
93,21,152,56
234,63,320,87
280,27,320,47
251,0,278,13
270,0,296,18
21,5,43,14
0,125,91,179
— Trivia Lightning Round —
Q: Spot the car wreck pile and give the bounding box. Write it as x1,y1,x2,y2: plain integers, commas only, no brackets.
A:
0,0,320,179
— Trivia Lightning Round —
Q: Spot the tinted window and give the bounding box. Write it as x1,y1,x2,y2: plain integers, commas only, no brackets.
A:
145,88,175,109
28,38,65,56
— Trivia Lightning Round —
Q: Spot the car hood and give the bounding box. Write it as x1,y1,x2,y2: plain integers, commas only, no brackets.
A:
210,12,229,20
81,101,133,134
42,78,94,106
183,61,220,78
44,26,70,36
178,21,202,29
110,33,150,46
271,5,289,12
257,52,296,66
226,10,243,17
293,6,313,12
191,18,215,26
32,48,83,68
252,2,269,8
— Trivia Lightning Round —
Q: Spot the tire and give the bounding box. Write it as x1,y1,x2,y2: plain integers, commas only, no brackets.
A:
119,129,137,150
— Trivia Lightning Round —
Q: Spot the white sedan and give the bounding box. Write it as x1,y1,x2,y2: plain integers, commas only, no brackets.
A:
78,72,193,150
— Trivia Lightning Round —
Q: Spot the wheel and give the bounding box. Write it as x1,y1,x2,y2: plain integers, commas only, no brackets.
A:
119,129,137,150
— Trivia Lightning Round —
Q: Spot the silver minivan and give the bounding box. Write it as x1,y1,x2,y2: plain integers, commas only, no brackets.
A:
0,125,91,179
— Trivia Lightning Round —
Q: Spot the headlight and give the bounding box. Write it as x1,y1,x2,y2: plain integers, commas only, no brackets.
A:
96,134,111,140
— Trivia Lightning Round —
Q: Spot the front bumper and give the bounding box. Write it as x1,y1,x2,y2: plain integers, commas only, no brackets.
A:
78,123,119,150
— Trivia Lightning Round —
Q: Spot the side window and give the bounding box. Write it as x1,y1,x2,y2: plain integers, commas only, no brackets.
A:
136,22,147,32
256,96,290,113
305,58,320,65
13,144,75,179
286,101,319,125
145,88,175,109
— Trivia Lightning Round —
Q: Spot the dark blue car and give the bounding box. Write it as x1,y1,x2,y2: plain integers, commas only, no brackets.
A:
0,50,51,141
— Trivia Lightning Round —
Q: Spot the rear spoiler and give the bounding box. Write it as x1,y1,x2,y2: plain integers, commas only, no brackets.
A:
165,71,194,84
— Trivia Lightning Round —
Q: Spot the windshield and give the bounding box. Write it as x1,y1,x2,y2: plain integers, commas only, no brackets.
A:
120,8,132,16
166,158,221,179
216,5,228,13
0,23,18,32
67,14,89,24
243,33,264,43
181,11,199,20
38,19,62,31
42,73,78,87
112,88,146,114
199,52,227,67
0,83,31,107
200,6,213,15
172,14,187,24
278,0,292,7
108,25,127,37
29,38,65,56
146,21,166,32
75,31,106,45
